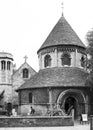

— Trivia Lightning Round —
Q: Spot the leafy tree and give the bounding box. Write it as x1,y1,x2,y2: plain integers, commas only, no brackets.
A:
86,29,93,85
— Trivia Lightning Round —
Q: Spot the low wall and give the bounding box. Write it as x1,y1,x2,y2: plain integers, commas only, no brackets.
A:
19,104,48,116
0,116,74,127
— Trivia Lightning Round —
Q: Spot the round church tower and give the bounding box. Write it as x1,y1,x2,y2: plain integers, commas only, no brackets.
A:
18,15,89,118
37,16,87,70
0,52,13,103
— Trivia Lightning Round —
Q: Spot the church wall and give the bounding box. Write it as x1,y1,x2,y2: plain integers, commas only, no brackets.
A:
20,88,48,105
70,52,76,67
57,52,62,67
51,87,88,104
13,75,25,105
39,49,86,70
21,90,32,104
34,88,49,104
38,54,41,69
76,51,81,68
12,62,36,106
75,50,86,70
41,52,57,69
18,87,91,116
41,54,44,69
19,88,49,115
52,88,63,104
13,73,25,91
50,52,56,67
33,87,89,106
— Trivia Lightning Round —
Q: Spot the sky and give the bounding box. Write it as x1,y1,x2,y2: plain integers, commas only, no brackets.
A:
0,0,93,71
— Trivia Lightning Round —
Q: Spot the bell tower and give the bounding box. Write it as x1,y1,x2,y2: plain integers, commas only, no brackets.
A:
0,52,13,103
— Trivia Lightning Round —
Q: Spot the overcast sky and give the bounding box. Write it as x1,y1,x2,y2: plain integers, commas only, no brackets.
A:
0,0,93,71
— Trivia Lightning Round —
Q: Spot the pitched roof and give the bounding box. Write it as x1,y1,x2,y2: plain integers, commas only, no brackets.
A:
37,16,86,53
17,67,88,91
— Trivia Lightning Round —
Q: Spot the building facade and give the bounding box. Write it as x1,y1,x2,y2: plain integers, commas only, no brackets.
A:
0,52,13,104
12,60,36,107
17,15,91,119
0,53,36,109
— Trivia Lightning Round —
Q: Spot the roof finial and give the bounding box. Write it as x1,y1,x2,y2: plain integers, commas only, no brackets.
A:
24,55,28,63
61,1,64,16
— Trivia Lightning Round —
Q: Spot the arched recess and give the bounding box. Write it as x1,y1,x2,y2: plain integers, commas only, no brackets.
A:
57,89,86,117
61,53,71,66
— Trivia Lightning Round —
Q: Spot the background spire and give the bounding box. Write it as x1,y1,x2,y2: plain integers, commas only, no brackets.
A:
61,1,64,16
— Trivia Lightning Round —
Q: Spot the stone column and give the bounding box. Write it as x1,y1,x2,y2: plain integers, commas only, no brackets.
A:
85,95,88,114
75,49,77,67
38,53,42,70
49,88,53,115
55,48,58,67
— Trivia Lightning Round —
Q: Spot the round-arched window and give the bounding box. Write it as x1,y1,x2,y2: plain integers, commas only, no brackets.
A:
23,68,29,78
7,61,11,70
61,53,71,66
44,54,51,67
81,56,85,68
1,60,6,70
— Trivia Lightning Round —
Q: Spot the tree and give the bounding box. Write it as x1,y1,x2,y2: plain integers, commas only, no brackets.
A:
86,29,93,85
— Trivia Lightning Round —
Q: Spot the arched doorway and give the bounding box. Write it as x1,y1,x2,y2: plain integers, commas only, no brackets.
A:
57,89,86,119
64,96,77,118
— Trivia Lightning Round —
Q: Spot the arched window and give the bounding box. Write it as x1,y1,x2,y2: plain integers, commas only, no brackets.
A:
81,56,85,67
23,68,29,78
29,92,32,103
44,54,51,67
7,61,11,70
1,60,6,70
61,53,71,66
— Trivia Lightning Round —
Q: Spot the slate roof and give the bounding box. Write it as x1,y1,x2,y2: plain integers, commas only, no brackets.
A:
17,67,88,91
37,16,86,53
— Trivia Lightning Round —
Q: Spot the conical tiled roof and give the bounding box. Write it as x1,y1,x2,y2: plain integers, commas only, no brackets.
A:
37,16,86,53
17,67,88,90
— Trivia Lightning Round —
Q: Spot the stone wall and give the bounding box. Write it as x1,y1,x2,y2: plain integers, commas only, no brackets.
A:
20,88,49,105
18,104,48,115
34,88,49,104
38,48,87,70
19,87,89,116
0,116,74,127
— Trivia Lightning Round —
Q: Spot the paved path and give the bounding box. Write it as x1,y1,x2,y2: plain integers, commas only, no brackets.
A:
0,124,90,130
0,121,90,130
